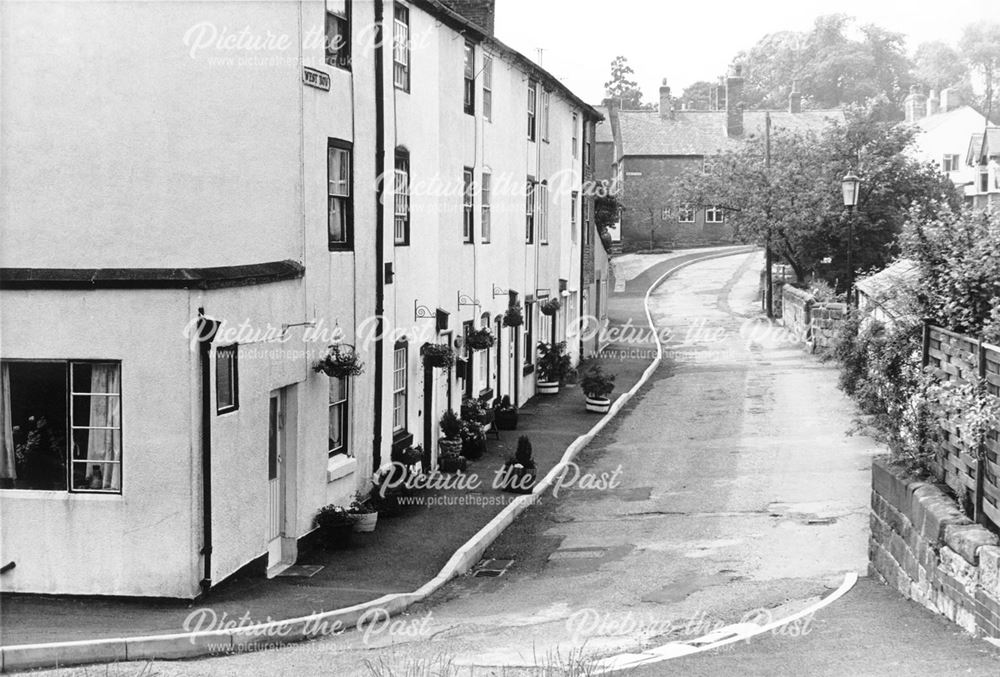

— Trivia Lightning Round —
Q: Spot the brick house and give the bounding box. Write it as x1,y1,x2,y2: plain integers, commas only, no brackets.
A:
596,68,842,251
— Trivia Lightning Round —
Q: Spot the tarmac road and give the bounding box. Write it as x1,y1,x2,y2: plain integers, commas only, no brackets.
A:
32,251,1000,676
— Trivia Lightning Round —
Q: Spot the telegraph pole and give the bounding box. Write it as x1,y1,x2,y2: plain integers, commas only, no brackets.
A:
764,112,774,319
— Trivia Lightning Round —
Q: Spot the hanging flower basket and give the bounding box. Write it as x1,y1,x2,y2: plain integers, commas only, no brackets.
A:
313,344,365,378
540,297,562,316
466,327,496,351
422,343,456,369
503,304,524,328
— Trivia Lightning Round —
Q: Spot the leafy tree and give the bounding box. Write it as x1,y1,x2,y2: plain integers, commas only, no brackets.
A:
668,103,958,287
960,21,1000,122
735,15,915,116
680,80,717,110
602,56,653,110
914,41,969,91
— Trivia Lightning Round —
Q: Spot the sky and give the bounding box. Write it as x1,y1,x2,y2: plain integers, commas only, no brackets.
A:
494,0,999,104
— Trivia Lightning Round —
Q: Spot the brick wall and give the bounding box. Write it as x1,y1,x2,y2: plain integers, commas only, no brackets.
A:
619,156,735,250
870,458,1000,637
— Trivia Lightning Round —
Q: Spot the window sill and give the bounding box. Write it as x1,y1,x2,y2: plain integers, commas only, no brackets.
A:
327,454,357,483
522,364,534,376
0,489,122,500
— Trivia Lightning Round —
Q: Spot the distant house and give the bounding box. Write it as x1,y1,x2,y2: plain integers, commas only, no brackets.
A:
596,67,842,251
905,86,993,200
966,127,1000,210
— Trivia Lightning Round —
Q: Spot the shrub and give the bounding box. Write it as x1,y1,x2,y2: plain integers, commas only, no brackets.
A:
536,341,574,383
581,366,616,399
439,409,462,440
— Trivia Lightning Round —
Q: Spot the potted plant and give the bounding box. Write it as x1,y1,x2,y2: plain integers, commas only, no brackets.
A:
466,327,496,351
439,409,463,456
460,420,487,460
503,304,524,328
313,504,353,549
391,443,424,468
422,343,456,369
313,344,365,378
439,452,468,474
348,493,379,532
581,365,616,413
540,297,562,316
461,396,486,422
536,341,573,395
499,436,537,494
494,394,518,430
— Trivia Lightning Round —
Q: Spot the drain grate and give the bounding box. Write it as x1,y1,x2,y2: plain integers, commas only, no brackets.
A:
472,558,514,577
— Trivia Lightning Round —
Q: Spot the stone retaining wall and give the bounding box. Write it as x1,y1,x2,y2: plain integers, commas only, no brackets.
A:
870,458,1000,637
810,302,847,351
779,286,847,352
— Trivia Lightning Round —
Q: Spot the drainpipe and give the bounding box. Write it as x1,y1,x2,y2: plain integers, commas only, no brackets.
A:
372,0,386,470
196,310,220,595
578,119,587,360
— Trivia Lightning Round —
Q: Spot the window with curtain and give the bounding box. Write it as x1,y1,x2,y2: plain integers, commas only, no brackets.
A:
527,81,537,141
328,139,353,249
325,0,351,70
525,179,535,244
1,360,121,493
393,3,410,90
463,42,475,115
463,167,474,243
571,190,578,243
328,377,350,457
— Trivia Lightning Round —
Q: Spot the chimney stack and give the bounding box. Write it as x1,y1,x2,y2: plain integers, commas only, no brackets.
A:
926,89,940,117
659,78,674,119
726,64,745,137
789,81,802,114
904,85,927,123
941,88,963,112
713,77,726,111
443,0,496,35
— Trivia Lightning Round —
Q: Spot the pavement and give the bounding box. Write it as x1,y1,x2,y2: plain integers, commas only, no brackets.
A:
0,351,650,649
15,249,1000,676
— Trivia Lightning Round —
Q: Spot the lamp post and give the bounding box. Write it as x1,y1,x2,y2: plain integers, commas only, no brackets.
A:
841,171,860,306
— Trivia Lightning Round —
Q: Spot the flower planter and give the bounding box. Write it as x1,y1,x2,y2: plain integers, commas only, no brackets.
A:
585,395,612,413
537,380,560,395
439,438,463,457
499,464,536,494
461,434,486,460
495,409,518,430
351,512,379,533
439,454,468,473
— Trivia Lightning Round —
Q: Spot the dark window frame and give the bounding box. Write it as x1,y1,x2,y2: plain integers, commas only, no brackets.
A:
463,167,475,243
527,80,537,141
325,0,351,71
481,171,492,243
328,138,354,250
216,344,239,414
463,42,475,116
393,3,410,91
392,340,408,434
525,178,536,244
328,376,351,457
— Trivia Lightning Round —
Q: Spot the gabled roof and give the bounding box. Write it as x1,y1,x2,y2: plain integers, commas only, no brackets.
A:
914,105,987,134
613,109,843,158
967,128,1000,165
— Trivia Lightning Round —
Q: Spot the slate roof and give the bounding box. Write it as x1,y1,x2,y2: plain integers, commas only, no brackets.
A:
614,109,843,158
968,127,1000,164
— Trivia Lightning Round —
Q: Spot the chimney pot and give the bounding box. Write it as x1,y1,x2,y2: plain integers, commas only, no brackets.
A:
659,78,673,119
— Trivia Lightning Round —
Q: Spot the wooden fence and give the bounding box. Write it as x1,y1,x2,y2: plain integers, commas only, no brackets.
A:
923,323,1000,532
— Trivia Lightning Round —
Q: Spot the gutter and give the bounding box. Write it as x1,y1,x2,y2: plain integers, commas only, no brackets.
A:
195,311,221,594
371,0,386,470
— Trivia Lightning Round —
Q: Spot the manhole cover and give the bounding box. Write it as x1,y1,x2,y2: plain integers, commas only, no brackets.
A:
548,547,607,561
472,558,514,577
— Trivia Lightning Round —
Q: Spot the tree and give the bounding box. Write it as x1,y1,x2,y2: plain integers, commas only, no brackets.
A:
602,56,653,110
668,103,958,288
960,21,1000,123
680,81,716,110
913,41,968,91
734,15,915,117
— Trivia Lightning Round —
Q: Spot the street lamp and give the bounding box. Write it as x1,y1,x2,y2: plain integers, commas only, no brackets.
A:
841,172,860,305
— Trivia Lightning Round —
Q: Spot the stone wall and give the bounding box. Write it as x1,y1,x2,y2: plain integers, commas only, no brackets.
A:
810,302,847,351
870,458,1000,637
778,285,847,352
